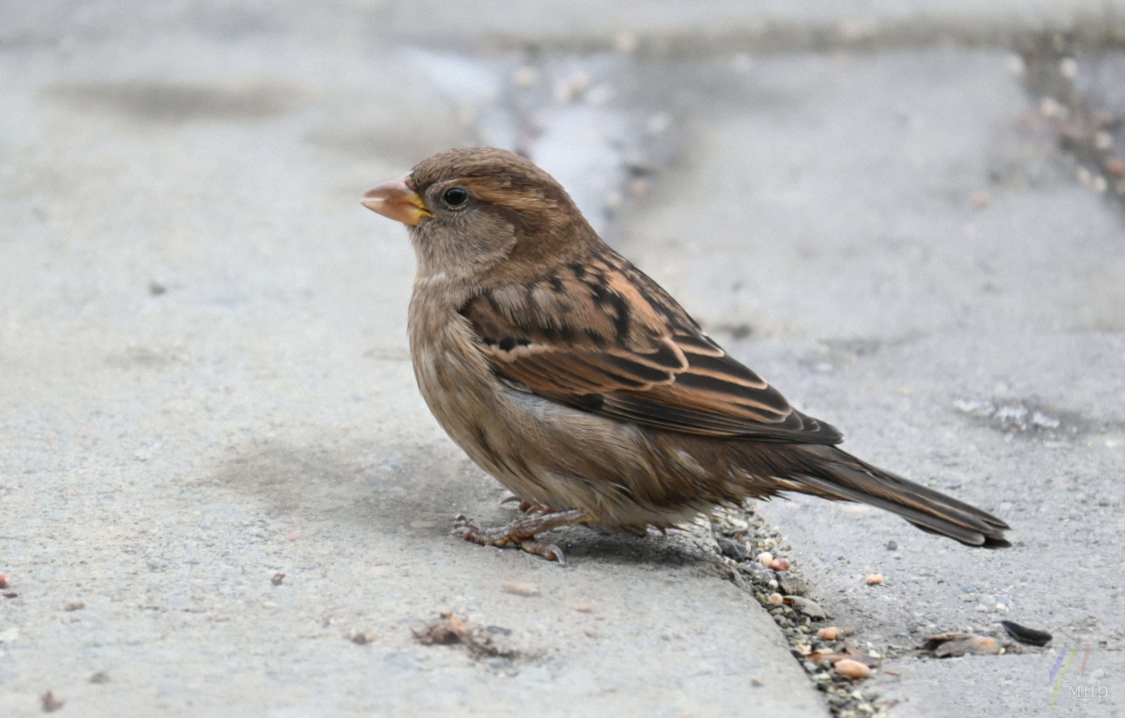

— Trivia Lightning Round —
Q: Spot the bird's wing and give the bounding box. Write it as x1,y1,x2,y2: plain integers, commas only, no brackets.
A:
460,252,842,444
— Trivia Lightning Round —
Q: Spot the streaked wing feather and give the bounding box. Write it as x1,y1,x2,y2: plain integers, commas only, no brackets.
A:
461,252,843,445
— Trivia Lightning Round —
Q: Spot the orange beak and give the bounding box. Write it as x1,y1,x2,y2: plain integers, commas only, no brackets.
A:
361,174,432,226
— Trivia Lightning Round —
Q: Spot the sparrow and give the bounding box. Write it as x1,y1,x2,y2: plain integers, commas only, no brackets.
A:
362,147,1010,563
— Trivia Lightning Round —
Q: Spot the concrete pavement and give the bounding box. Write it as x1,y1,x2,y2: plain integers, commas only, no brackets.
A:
620,48,1125,717
3,2,1125,717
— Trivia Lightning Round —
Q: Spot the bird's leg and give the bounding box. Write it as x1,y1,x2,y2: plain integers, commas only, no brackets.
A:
453,509,588,564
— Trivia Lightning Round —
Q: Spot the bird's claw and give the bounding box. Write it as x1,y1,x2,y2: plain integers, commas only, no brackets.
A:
451,525,476,540
451,515,493,544
498,495,550,514
519,539,566,564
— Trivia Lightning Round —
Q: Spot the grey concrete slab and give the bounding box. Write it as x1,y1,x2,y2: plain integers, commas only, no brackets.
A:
623,49,1125,716
0,27,828,718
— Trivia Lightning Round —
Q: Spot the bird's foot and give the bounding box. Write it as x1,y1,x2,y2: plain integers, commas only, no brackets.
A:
452,509,588,564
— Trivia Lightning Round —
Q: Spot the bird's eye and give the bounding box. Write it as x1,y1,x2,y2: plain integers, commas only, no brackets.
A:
442,186,470,208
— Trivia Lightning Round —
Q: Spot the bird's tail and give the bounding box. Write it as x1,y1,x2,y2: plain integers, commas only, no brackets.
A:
779,444,1011,548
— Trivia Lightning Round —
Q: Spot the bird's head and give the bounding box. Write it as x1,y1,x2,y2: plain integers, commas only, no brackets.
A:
362,147,596,285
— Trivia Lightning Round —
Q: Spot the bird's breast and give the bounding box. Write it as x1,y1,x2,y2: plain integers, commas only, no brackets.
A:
405,288,706,526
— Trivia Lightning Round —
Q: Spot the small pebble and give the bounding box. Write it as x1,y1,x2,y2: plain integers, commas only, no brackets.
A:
866,574,883,586
786,596,827,619
512,66,537,86
924,632,1006,657
41,691,65,712
502,582,540,597
885,541,897,551
778,572,805,595
768,592,784,605
1006,54,1026,76
613,31,639,54
771,557,791,572
757,552,774,566
818,626,840,640
1059,57,1078,79
834,659,871,679
1040,96,1065,119
0,574,8,589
